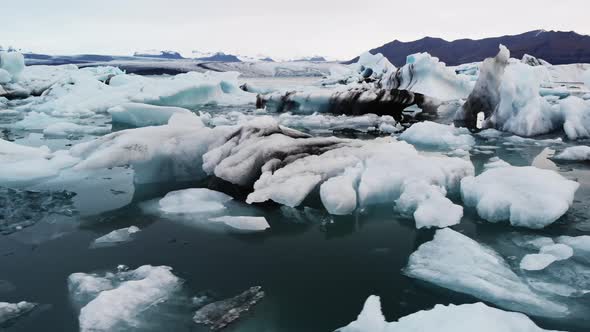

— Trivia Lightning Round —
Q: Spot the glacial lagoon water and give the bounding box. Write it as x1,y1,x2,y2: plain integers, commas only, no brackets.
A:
2,77,590,332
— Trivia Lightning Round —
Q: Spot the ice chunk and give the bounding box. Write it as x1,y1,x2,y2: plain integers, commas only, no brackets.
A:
381,52,474,101
159,188,233,214
108,102,192,127
0,301,36,325
71,113,221,184
208,216,270,232
395,180,462,229
404,228,568,317
90,226,141,248
460,161,579,229
277,112,400,135
555,235,590,258
553,146,590,161
399,121,475,150
68,265,181,332
521,243,573,271
559,96,590,140
337,296,560,332
0,138,79,186
0,51,25,82
43,122,110,137
193,286,264,331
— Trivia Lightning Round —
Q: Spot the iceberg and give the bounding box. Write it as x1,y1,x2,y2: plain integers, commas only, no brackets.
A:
0,301,36,326
90,226,141,248
159,188,233,214
399,121,475,150
380,52,474,101
208,216,270,232
520,243,573,271
559,96,590,140
0,138,79,186
71,113,223,184
461,159,579,229
0,51,25,83
108,102,192,127
336,296,560,332
553,145,590,161
404,228,568,317
193,286,264,331
68,265,182,332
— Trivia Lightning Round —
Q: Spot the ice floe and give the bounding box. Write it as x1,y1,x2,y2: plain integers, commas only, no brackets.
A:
90,226,141,248
461,159,578,229
520,243,573,271
159,188,233,214
208,216,270,232
404,228,568,317
68,265,182,332
399,121,475,150
554,146,590,161
337,296,559,332
0,301,37,326
108,102,193,127
0,138,79,186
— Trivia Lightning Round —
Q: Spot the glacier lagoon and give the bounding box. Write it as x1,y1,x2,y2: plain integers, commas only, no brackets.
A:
2,49,590,332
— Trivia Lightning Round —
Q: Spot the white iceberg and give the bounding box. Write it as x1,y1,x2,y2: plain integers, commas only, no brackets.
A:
71,113,223,184
559,96,590,140
461,160,579,229
208,216,270,232
159,188,233,214
405,228,568,317
68,265,181,332
337,296,560,332
0,51,25,83
90,226,141,248
0,301,36,325
381,52,474,101
0,138,79,186
399,121,475,150
108,102,193,127
553,146,590,161
520,243,573,271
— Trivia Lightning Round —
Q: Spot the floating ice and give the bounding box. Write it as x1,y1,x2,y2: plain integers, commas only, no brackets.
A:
555,235,590,258
108,102,193,127
0,51,25,83
559,96,590,140
90,226,141,248
404,228,568,317
553,146,590,161
68,265,182,332
520,243,573,271
0,138,79,186
71,113,222,183
399,121,475,150
159,188,233,214
193,286,264,331
337,296,559,332
208,216,270,232
0,301,36,325
461,160,579,229
381,52,474,101
43,122,110,137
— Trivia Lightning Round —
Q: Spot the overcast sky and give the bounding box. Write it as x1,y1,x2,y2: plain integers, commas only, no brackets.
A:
2,0,589,60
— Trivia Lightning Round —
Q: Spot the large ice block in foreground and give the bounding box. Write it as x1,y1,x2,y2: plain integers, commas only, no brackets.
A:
460,160,579,229
336,296,560,332
0,301,37,325
68,265,181,332
404,228,568,318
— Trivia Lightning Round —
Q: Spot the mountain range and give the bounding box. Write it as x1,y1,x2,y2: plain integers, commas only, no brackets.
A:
351,30,590,66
